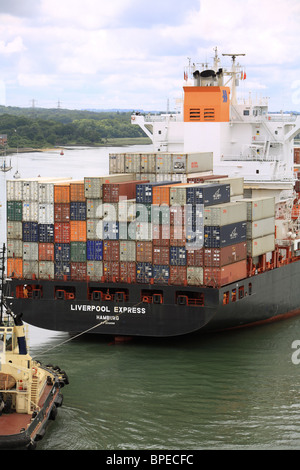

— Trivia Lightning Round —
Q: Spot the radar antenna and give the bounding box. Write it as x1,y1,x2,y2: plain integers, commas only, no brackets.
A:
222,53,246,105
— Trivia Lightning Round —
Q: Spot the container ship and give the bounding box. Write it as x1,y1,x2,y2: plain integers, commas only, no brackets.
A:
4,48,300,337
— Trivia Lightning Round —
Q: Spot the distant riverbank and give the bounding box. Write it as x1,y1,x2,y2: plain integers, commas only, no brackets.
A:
4,137,152,155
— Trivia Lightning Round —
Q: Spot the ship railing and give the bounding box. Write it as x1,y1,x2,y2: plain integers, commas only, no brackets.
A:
143,114,183,123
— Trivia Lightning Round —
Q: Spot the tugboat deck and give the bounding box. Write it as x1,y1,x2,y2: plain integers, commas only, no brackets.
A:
0,383,53,436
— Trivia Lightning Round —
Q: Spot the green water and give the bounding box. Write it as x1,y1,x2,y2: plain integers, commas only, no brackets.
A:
29,316,300,450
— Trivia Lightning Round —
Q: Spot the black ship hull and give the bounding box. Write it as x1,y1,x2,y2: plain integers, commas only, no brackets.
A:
6,260,300,337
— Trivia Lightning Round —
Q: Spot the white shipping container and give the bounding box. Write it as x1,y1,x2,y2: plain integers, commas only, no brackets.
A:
7,240,23,258
109,153,125,174
247,217,275,239
204,201,247,226
22,180,39,201
135,222,152,241
39,261,54,279
86,219,103,240
172,174,187,183
84,173,135,198
22,202,39,222
185,152,213,173
38,203,54,224
119,240,136,261
140,153,156,173
23,242,38,261
156,154,172,173
102,203,118,221
187,266,204,285
86,199,102,219
6,180,23,200
156,173,173,182
87,261,103,281
136,173,156,182
118,199,136,222
125,154,141,173
243,197,275,221
7,221,22,239
247,234,275,257
38,182,54,203
169,186,187,205
209,177,244,197
23,261,39,279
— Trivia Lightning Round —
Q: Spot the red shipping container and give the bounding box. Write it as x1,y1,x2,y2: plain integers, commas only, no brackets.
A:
186,248,204,266
136,241,152,262
169,266,187,285
103,261,120,282
153,246,169,265
152,224,170,246
294,148,300,164
170,225,186,246
54,203,70,222
120,261,136,283
39,243,54,261
54,223,70,243
204,242,247,267
103,240,120,261
170,206,185,226
71,262,87,281
102,181,142,203
187,174,227,183
204,260,247,287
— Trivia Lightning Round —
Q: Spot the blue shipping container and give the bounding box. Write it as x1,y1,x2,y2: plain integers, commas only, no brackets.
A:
136,262,153,283
54,243,70,262
153,265,170,284
186,183,230,206
54,262,70,280
86,240,103,260
204,221,247,248
136,181,173,204
22,222,38,242
38,224,54,243
70,202,86,220
169,246,186,266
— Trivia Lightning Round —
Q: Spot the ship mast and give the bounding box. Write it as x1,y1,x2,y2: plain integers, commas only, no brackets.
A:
222,53,245,105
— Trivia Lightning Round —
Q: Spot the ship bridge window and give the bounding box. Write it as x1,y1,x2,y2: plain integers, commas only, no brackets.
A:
243,110,250,116
238,286,244,299
55,286,76,300
176,291,204,307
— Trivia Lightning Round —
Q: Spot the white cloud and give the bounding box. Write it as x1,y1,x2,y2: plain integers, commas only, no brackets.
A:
0,36,26,54
0,0,299,111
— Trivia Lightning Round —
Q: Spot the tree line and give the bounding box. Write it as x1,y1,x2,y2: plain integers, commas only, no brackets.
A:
0,106,147,148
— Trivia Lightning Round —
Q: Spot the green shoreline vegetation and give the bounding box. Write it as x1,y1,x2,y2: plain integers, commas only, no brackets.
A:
0,106,151,151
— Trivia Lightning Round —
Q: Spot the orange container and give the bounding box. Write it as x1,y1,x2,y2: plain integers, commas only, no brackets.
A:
7,258,23,278
39,243,54,261
54,183,70,203
70,182,85,202
70,221,87,242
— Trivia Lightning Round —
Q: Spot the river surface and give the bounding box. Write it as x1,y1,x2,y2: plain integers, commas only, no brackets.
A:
1,146,300,451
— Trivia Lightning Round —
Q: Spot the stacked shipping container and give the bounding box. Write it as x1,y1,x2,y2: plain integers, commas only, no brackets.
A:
6,153,277,289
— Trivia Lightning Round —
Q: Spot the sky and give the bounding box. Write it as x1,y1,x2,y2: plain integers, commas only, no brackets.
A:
0,0,300,112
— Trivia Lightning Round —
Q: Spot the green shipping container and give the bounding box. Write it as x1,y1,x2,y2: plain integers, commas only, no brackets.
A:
70,242,87,262
7,201,22,221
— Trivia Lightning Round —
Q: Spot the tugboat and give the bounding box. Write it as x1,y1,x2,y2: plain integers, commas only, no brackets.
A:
0,245,69,450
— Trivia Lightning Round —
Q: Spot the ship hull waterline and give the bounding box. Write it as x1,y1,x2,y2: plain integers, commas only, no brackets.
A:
7,260,300,337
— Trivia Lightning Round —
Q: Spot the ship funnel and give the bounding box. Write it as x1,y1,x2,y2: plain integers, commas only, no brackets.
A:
200,69,216,86
193,70,200,86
